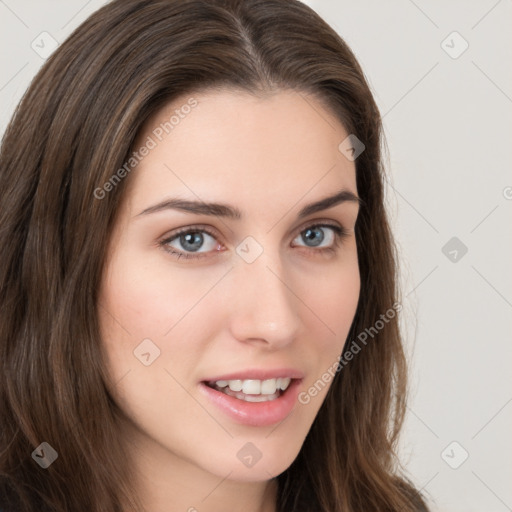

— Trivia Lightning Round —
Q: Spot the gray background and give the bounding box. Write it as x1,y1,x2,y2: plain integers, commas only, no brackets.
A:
1,1,511,510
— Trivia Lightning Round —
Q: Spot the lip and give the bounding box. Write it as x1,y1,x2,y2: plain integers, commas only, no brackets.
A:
199,375,303,427
202,368,305,383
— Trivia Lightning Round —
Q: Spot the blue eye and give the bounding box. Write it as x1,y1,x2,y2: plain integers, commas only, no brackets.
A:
160,223,349,261
167,230,217,255
297,225,336,248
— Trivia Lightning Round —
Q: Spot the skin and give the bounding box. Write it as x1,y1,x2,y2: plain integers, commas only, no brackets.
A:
98,88,361,512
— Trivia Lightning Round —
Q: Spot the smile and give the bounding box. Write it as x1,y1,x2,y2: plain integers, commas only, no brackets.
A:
205,378,292,402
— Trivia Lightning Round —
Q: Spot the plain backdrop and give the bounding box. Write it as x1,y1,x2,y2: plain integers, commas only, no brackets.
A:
1,1,511,511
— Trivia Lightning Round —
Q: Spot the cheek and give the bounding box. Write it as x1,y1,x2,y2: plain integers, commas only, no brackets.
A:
302,254,360,343
99,250,217,336
97,251,229,381
296,255,360,395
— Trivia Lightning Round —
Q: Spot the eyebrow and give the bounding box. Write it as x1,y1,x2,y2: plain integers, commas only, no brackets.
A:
136,189,361,220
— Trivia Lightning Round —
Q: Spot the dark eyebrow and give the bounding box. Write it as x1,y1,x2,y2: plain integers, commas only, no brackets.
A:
136,189,361,220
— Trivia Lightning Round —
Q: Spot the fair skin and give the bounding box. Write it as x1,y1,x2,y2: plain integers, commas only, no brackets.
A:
98,88,361,512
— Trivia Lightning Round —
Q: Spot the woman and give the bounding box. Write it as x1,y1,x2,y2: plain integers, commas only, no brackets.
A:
0,0,429,510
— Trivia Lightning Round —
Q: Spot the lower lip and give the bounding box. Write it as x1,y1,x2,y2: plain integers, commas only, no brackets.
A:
199,379,302,427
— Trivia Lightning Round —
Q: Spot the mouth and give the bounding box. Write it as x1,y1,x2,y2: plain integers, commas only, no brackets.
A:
199,371,303,427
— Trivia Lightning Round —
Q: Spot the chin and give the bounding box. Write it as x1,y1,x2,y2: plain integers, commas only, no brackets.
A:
198,432,305,482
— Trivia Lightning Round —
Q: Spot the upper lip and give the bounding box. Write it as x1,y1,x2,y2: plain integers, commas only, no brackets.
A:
203,368,304,383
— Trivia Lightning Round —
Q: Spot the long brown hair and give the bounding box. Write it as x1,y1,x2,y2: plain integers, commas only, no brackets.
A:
0,0,428,510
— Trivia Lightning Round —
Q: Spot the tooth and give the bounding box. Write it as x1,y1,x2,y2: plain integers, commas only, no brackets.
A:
279,377,291,391
242,379,261,395
261,378,277,394
218,377,292,395
228,380,243,392
242,393,276,402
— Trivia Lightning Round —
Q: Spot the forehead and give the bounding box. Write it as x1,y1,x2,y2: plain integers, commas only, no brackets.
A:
124,88,357,215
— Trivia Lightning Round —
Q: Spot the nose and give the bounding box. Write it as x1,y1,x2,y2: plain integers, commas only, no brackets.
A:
227,251,302,350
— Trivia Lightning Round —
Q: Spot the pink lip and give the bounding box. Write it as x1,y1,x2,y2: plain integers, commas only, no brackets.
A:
202,368,304,383
199,377,303,427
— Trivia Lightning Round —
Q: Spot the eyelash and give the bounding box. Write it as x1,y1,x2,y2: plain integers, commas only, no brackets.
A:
159,222,349,261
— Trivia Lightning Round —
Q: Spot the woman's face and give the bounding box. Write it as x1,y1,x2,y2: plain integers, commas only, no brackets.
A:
98,89,360,485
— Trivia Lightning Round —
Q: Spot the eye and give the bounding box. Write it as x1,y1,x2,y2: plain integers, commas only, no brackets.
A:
291,223,348,255
159,222,349,261
160,226,221,260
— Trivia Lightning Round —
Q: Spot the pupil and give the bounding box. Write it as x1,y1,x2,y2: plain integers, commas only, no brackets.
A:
304,227,324,247
181,232,203,252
